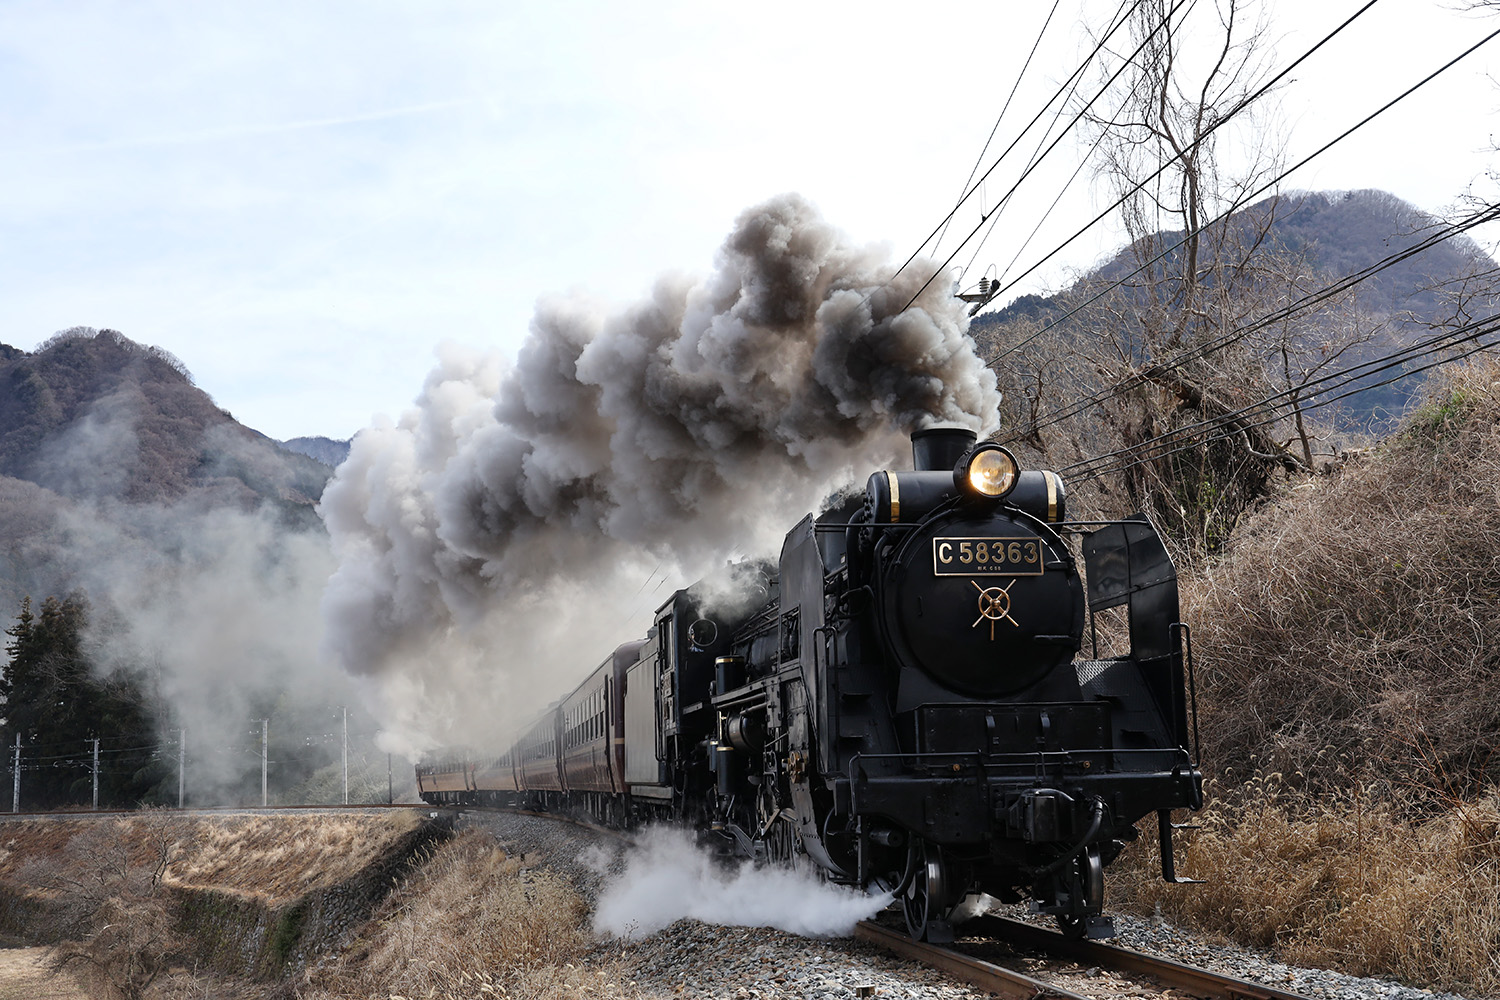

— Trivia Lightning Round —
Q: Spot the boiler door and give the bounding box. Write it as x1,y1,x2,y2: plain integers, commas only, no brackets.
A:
879,512,1083,697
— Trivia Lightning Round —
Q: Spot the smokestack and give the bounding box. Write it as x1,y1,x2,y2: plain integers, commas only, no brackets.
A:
910,426,977,472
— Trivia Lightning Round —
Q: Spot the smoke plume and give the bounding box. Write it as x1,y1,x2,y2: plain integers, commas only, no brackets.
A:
590,826,892,938
320,194,1000,746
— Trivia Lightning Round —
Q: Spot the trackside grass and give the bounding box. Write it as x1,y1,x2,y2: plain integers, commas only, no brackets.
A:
1107,359,1500,996
301,830,639,1000
1112,779,1500,995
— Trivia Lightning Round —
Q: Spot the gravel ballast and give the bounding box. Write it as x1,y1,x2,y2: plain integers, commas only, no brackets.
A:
457,809,1483,1000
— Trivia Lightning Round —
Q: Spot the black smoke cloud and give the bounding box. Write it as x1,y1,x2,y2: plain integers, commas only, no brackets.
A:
320,195,1000,749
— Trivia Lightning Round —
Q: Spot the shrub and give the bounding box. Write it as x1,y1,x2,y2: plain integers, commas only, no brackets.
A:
1185,357,1500,797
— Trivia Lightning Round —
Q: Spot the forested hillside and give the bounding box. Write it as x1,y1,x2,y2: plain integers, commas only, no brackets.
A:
0,327,330,512
0,328,336,607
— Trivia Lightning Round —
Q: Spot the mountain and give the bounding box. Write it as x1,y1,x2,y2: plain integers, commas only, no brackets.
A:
0,328,331,512
280,436,351,468
0,327,337,614
973,189,1498,434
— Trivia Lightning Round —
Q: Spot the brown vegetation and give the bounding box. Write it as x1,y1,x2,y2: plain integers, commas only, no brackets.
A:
166,812,419,902
0,813,638,1000
1114,779,1500,994
1107,357,1500,995
302,830,633,1000
13,812,182,1000
0,812,418,904
1186,357,1500,796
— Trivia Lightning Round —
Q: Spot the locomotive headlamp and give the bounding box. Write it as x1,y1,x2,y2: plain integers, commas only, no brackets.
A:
957,444,1019,499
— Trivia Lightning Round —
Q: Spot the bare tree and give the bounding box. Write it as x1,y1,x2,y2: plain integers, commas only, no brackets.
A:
23,812,183,1000
1058,0,1308,549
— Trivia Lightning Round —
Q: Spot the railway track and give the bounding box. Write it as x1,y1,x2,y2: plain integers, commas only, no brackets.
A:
855,915,1319,1000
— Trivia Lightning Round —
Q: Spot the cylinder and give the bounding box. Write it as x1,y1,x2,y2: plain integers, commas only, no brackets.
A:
715,739,738,798
1006,470,1068,523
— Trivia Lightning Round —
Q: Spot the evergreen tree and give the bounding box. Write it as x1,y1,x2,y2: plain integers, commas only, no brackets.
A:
1,593,164,808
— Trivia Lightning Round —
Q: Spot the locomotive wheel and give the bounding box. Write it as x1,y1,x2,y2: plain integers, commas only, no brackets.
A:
755,786,799,866
1055,846,1105,938
902,840,953,941
763,815,797,865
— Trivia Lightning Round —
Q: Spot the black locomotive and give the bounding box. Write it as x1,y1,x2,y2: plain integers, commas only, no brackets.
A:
418,427,1204,940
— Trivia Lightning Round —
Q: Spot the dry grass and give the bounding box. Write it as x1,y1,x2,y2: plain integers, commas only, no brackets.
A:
303,830,639,1000
1184,358,1500,797
0,813,647,999
166,812,419,902
1112,778,1500,995
0,812,420,907
1120,359,1500,994
0,948,89,1000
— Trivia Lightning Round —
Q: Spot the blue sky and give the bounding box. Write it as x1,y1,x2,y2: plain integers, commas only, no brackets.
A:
2,0,1496,441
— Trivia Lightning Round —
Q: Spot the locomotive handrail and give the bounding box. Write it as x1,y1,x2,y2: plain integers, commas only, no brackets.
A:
709,664,802,709
1170,621,1201,765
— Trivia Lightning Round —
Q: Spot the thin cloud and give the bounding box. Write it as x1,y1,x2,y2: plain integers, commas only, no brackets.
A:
16,98,476,157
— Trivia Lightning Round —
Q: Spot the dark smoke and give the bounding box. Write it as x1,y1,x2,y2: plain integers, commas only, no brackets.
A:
320,194,1000,749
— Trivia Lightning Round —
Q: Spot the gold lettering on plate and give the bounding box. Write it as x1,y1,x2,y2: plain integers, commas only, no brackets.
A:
972,579,1019,640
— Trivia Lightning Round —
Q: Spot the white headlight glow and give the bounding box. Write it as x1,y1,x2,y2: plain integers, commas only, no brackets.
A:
964,446,1018,499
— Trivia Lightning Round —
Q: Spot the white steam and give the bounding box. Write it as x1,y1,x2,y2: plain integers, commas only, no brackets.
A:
1,410,355,797
592,827,892,939
320,193,1001,745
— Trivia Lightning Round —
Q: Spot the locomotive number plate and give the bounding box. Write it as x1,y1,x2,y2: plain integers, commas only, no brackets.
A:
932,537,1044,576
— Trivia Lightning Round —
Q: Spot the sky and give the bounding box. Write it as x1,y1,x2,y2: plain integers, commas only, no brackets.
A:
2,0,1497,443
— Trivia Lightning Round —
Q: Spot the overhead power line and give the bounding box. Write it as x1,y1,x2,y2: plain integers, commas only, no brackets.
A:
981,0,1385,340
1062,312,1500,482
988,16,1500,367
936,0,1068,261
1003,198,1500,444
888,0,1149,290
900,0,1198,313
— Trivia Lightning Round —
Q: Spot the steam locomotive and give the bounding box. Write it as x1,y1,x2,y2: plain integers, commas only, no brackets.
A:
417,427,1204,940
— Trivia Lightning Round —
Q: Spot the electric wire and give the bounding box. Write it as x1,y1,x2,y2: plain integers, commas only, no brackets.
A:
1002,198,1500,443
938,0,1067,265
1065,314,1500,477
944,0,1384,319
1062,313,1500,482
1071,331,1500,483
988,13,1499,365
887,0,1148,289
961,6,1134,286
900,0,1199,312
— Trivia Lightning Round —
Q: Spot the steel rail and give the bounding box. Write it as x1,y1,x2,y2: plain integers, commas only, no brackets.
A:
854,919,1093,1000
970,915,1319,1000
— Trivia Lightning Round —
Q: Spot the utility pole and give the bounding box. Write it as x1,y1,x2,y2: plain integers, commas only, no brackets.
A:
261,719,269,808
11,734,19,813
342,706,348,806
387,752,393,805
92,737,100,810
177,729,186,808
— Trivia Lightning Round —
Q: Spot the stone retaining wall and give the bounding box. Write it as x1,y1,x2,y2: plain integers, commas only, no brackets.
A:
169,812,454,978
